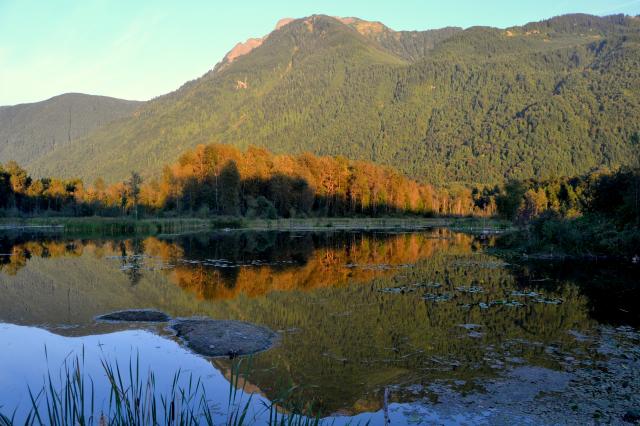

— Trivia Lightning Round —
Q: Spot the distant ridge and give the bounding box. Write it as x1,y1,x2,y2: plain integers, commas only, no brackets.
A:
0,93,142,168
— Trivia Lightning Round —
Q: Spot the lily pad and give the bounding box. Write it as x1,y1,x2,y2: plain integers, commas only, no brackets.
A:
423,293,453,302
535,298,564,305
414,282,442,289
511,290,540,298
467,331,484,338
378,286,415,294
458,323,482,330
456,286,484,294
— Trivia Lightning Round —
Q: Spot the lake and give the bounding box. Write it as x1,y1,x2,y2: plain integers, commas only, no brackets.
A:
0,229,638,425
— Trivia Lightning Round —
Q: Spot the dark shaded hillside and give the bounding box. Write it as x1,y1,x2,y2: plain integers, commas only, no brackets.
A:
30,14,640,184
0,93,142,167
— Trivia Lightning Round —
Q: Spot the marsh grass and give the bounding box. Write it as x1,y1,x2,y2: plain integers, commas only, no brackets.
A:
0,217,244,237
2,350,328,426
0,216,502,237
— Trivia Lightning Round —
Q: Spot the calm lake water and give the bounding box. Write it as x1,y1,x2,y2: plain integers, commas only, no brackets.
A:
0,229,638,424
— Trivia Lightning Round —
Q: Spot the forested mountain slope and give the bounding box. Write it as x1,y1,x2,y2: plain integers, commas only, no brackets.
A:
30,14,640,184
0,93,142,167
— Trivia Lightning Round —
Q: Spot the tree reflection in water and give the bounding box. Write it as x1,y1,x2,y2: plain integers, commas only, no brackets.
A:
0,229,637,415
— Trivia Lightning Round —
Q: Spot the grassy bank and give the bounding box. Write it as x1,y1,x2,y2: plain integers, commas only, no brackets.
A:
0,216,509,236
492,168,640,260
240,217,491,231
0,217,240,237
496,214,640,260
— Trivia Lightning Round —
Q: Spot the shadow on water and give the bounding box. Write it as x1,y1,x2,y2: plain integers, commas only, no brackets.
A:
511,259,640,328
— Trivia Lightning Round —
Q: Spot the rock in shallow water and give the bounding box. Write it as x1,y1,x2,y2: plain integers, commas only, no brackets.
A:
170,319,278,358
96,309,171,323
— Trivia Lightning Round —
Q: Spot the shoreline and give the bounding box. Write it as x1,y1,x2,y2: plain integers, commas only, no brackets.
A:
0,216,510,235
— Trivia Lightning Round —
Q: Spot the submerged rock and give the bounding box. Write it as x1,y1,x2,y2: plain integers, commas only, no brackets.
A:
170,319,277,358
96,309,171,323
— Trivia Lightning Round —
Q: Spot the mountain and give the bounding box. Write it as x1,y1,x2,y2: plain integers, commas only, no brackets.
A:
0,93,142,168
29,14,640,184
334,17,462,61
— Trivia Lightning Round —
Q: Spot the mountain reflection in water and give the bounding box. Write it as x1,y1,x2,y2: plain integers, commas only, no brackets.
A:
0,229,637,417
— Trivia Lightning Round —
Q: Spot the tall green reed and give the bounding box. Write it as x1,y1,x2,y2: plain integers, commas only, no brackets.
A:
2,349,335,426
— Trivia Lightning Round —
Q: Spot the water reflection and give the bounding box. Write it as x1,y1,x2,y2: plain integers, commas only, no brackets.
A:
0,229,637,418
0,322,268,423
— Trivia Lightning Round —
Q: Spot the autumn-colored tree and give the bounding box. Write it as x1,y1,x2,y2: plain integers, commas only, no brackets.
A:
517,189,549,224
0,145,503,218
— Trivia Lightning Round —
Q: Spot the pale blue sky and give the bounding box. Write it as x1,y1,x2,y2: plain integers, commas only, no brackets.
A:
1,0,639,105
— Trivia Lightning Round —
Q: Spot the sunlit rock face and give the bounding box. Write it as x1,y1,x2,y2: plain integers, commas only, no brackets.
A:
275,17,294,29
221,17,295,65
224,37,264,63
221,16,389,65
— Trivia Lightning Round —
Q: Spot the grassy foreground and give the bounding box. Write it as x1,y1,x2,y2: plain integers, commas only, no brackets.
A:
0,355,324,426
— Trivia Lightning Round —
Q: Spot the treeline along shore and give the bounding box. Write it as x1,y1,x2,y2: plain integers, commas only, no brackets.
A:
0,142,637,257
0,143,498,219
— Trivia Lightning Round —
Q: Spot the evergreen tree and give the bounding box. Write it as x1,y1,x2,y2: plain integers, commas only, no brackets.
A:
218,161,241,216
